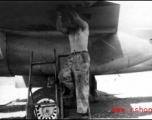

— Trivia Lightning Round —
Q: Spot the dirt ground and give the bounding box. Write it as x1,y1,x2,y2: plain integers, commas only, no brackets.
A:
1,73,152,119
1,90,152,119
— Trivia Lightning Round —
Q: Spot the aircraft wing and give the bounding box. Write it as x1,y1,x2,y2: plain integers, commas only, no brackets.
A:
0,1,120,35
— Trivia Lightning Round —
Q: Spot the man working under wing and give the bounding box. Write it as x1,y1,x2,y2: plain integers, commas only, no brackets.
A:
56,7,91,119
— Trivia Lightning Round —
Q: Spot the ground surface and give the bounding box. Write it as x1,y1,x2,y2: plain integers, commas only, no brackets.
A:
1,91,152,119
1,72,152,119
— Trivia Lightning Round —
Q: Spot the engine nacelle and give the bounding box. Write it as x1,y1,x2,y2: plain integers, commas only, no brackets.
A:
1,31,152,77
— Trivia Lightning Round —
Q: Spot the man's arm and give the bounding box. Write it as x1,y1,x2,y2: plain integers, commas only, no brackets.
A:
56,12,69,34
69,9,89,30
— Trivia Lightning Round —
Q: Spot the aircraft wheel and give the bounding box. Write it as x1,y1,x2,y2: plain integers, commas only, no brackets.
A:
28,87,59,119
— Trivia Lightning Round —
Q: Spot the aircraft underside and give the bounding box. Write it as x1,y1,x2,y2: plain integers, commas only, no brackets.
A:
0,1,152,119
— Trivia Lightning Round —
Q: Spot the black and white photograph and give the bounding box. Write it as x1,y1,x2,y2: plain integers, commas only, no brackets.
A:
0,1,152,119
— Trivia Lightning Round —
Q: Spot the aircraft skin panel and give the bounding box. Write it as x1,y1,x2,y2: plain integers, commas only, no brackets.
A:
0,32,11,76
117,32,152,67
118,64,152,74
0,1,152,78
7,33,70,75
0,1,119,33
0,31,148,76
90,32,152,75
7,32,119,75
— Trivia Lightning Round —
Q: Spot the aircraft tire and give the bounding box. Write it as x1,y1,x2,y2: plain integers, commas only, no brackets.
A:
27,87,59,119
